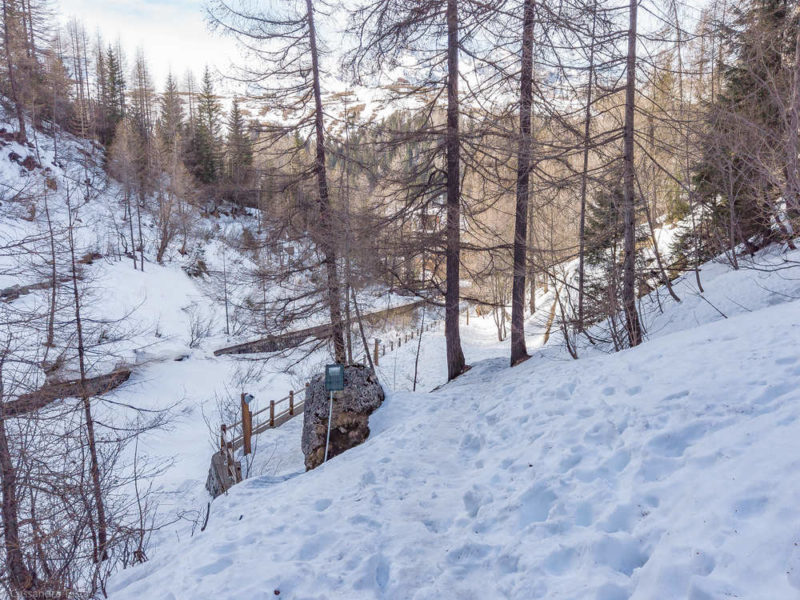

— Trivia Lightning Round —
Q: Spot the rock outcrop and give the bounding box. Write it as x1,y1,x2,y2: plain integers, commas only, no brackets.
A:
301,365,384,470
206,451,240,498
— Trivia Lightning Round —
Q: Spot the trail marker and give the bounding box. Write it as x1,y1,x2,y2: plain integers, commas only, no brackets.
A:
324,364,345,463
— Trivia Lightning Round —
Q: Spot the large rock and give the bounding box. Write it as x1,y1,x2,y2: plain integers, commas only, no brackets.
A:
301,365,384,470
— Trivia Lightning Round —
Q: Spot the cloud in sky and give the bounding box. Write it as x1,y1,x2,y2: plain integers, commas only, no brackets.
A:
57,0,238,89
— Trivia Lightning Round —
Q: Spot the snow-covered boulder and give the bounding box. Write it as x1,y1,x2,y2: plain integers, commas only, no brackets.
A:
301,364,384,470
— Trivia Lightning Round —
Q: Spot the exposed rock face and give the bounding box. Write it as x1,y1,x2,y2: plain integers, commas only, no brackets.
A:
301,365,384,470
206,452,240,498
206,452,228,498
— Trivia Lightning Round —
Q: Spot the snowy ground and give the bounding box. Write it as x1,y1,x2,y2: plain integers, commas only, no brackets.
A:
104,242,800,599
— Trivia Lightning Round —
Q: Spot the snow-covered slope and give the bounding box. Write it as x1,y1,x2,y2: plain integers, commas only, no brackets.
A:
105,244,800,599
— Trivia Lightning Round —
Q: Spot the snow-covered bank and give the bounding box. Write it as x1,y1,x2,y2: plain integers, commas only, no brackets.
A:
107,247,800,598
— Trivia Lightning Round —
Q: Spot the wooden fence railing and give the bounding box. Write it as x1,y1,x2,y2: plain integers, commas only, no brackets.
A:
221,385,309,454
352,318,442,367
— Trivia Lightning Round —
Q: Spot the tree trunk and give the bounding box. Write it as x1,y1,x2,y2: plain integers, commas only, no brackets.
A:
577,0,598,332
672,0,705,290
510,0,535,366
0,357,38,596
342,100,354,364
2,0,26,140
44,193,57,349
445,0,466,380
67,200,109,563
621,0,642,347
125,189,138,270
136,191,145,271
307,0,346,364
786,22,800,220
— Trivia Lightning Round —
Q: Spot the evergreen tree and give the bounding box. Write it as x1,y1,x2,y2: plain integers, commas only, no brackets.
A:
186,66,221,184
582,176,649,334
225,98,252,190
98,44,125,145
691,0,799,259
128,51,156,205
158,71,184,147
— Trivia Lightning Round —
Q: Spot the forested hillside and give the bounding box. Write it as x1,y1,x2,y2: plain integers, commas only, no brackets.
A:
1,0,800,598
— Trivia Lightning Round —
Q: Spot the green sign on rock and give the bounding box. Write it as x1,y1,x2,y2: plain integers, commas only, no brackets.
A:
325,364,345,392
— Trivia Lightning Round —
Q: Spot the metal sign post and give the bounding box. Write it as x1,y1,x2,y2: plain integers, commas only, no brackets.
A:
324,364,345,463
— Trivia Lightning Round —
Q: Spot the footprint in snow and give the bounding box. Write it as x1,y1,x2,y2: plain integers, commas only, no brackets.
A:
460,432,484,455
584,421,617,445
690,549,716,576
752,382,795,406
314,498,332,512
353,553,390,592
349,514,381,530
543,546,577,575
600,503,639,534
463,485,493,518
602,449,631,473
194,556,232,576
646,421,709,457
595,583,630,600
559,452,583,473
732,496,768,518
661,390,690,402
592,535,649,576
518,483,557,526
446,542,492,575
637,456,680,482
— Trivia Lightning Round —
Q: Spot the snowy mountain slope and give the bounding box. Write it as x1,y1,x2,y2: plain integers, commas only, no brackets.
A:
106,246,800,599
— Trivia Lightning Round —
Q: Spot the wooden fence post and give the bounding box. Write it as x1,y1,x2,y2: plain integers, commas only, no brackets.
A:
390,340,394,351
373,338,380,366
241,393,252,456
466,306,469,325
270,400,275,427
220,424,226,453
289,390,294,416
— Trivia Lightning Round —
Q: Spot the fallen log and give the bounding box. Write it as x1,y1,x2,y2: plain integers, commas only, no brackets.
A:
214,299,426,357
3,368,132,417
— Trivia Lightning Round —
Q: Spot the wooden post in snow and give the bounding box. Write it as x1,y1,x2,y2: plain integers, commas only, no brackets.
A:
241,393,252,456
269,400,275,427
374,338,380,366
289,390,295,416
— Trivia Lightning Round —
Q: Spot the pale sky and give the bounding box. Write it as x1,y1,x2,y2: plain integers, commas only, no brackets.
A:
57,0,239,90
